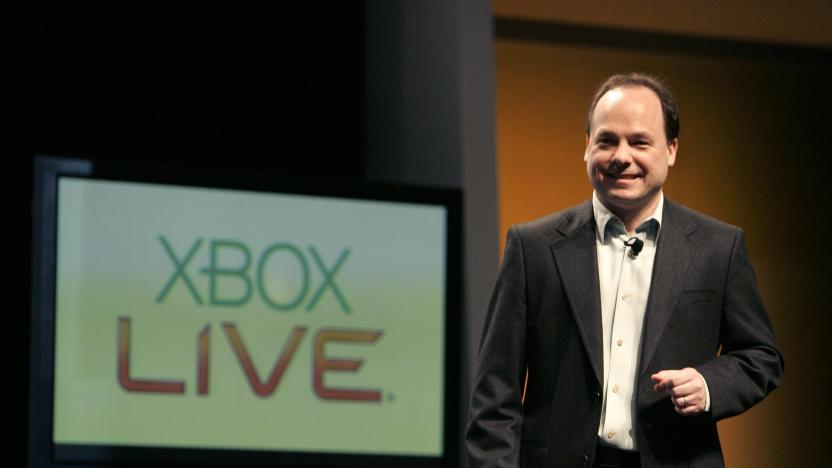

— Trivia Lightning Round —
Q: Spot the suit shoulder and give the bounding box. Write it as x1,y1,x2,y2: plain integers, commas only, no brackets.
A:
511,201,592,239
667,200,742,238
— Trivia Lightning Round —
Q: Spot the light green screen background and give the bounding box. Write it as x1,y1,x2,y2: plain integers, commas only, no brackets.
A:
54,177,447,456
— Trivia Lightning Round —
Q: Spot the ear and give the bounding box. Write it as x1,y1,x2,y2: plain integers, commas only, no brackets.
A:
583,134,591,162
667,138,679,166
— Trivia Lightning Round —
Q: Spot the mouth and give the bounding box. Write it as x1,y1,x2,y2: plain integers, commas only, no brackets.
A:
606,172,641,180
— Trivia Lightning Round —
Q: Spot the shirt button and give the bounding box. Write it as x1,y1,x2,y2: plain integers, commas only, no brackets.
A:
622,293,631,301
617,339,623,347
612,384,619,393
607,431,615,439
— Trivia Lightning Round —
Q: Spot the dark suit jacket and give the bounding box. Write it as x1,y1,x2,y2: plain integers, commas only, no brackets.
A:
466,199,783,467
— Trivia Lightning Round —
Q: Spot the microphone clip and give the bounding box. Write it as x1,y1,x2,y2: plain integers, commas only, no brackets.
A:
624,237,644,258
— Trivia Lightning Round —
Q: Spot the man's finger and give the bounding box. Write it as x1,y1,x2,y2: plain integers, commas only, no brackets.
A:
652,368,701,392
666,380,700,398
675,398,705,416
676,403,703,416
673,394,699,407
651,370,686,391
651,371,676,389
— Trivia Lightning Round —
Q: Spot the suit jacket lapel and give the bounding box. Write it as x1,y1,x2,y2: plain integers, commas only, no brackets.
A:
639,199,698,377
549,201,604,385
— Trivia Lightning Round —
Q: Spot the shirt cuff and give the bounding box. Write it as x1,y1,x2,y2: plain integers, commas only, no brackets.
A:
700,372,711,412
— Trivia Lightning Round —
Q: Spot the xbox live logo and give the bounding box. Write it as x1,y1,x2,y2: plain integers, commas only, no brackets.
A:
155,235,351,314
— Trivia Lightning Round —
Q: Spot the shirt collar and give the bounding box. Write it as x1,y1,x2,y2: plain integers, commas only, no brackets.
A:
592,191,664,243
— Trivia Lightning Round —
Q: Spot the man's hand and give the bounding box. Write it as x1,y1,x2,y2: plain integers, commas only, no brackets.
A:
651,368,708,416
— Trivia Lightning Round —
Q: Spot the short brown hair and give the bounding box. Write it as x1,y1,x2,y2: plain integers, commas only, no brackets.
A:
585,72,680,142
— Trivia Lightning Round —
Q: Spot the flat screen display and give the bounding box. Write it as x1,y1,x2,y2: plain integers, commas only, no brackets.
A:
30,157,461,467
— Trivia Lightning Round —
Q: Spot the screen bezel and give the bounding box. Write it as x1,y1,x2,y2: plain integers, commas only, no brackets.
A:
29,155,462,467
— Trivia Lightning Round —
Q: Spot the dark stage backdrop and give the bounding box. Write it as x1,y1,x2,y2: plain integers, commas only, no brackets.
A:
14,3,365,465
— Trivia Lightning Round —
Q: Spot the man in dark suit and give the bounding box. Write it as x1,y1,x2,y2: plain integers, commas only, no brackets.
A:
466,73,783,467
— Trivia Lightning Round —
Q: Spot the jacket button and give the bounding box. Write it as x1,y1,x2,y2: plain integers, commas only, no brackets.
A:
581,454,591,465
594,390,602,402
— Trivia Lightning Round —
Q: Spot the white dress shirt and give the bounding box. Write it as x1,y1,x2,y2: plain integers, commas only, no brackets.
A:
593,191,662,451
592,192,711,451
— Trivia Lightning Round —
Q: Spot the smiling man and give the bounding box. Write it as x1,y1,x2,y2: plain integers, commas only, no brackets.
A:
466,73,783,468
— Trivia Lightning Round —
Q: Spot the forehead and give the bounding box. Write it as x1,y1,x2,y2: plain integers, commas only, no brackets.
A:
591,85,664,135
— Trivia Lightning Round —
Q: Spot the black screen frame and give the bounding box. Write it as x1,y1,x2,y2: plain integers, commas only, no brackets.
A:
29,155,463,468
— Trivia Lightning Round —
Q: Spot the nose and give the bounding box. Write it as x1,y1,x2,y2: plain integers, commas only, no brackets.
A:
610,142,632,168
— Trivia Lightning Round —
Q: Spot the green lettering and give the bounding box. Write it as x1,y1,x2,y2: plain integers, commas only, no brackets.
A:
307,247,351,314
156,236,203,304
257,243,309,311
201,239,253,306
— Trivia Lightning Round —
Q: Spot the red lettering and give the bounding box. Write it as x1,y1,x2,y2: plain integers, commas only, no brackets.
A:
223,323,306,397
117,317,185,394
313,329,383,402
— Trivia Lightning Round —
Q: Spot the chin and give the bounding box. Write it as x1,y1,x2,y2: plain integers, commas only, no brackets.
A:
604,190,643,202
601,192,650,210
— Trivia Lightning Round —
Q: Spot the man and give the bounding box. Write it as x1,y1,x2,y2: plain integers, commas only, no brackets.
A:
466,73,783,468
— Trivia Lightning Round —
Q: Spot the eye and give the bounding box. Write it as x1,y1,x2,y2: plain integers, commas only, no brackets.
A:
596,137,616,149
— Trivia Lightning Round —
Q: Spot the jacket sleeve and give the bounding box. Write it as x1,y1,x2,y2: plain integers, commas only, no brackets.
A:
466,226,528,467
696,228,784,421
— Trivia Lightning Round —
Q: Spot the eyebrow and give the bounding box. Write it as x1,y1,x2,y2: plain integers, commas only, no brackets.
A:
629,132,653,141
594,129,654,141
594,130,618,140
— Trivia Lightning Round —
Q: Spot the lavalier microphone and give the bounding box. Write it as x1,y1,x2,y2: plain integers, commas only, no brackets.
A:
624,237,644,258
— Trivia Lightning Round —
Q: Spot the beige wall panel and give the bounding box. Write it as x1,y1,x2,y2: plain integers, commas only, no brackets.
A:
494,0,832,48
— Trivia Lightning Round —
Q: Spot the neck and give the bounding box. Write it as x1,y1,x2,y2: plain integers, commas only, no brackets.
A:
602,193,661,233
